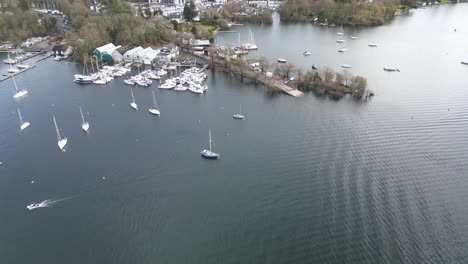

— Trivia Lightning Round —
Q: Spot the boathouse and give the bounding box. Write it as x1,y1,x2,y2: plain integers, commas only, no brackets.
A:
93,43,122,62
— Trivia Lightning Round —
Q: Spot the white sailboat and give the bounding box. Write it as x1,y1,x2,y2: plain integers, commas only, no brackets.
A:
80,106,90,133
130,88,138,110
350,27,357,39
338,42,348,53
233,104,244,119
53,115,68,151
149,91,160,116
201,130,220,159
18,108,30,131
12,76,28,99
4,52,17,64
242,28,258,50
337,25,344,36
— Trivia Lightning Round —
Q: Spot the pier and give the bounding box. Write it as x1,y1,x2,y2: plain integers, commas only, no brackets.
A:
0,51,53,82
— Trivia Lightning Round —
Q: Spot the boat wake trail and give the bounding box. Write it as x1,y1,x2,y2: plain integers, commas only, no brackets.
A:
43,195,80,207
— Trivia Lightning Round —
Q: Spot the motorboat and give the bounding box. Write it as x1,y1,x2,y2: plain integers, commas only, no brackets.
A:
158,82,176,89
17,63,29,69
124,79,135,85
8,67,20,73
336,39,345,43
303,51,312,56
312,64,318,70
277,58,287,63
201,130,220,159
338,48,348,52
383,66,400,72
461,61,468,65
174,85,188,91
368,42,378,47
341,64,352,68
27,202,47,210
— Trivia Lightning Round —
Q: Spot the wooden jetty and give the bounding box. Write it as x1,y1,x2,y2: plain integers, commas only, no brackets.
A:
0,51,53,82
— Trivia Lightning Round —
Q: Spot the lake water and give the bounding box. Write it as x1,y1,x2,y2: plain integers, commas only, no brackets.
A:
1,4,468,264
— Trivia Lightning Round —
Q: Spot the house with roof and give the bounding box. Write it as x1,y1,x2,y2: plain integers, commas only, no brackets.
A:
140,47,159,65
123,46,144,64
93,43,122,62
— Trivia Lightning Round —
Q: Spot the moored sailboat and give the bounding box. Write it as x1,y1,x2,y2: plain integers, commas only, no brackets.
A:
53,115,68,151
80,106,90,133
201,130,220,159
149,91,160,116
18,108,30,131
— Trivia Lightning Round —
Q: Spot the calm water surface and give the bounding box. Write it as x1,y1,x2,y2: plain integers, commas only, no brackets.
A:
1,4,468,264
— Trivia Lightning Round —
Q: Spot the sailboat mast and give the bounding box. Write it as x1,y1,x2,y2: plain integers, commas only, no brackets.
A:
17,108,23,125
240,104,242,115
12,76,19,92
53,116,61,141
131,88,135,103
152,91,157,108
209,130,212,152
80,107,85,123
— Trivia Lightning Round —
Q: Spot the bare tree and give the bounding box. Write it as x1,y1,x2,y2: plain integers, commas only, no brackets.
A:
321,66,334,83
259,56,270,73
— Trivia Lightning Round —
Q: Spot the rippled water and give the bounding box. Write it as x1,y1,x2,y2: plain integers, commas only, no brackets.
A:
1,4,468,264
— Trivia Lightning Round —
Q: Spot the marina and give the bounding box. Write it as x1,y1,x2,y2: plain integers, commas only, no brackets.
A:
1,4,468,264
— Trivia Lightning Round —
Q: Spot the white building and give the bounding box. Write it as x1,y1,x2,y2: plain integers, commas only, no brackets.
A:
140,47,159,65
123,46,144,64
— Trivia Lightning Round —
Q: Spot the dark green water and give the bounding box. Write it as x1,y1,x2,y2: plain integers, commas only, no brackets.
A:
1,4,468,264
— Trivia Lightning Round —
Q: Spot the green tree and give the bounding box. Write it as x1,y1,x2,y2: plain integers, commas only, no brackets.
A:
183,1,198,22
18,0,29,11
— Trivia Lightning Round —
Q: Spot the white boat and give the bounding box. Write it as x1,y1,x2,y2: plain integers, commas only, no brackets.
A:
201,130,220,159
18,108,30,131
338,47,348,53
383,66,400,72
233,104,244,120
336,39,345,43
368,42,378,47
158,82,176,89
277,58,287,63
303,51,312,56
130,88,138,110
460,61,468,65
17,63,29,69
53,115,68,151
189,85,204,94
341,64,352,68
4,52,17,64
12,76,28,99
124,78,135,85
350,27,357,39
337,25,344,36
27,201,47,210
80,106,89,133
148,91,160,116
242,29,258,50
8,67,19,73
174,84,187,91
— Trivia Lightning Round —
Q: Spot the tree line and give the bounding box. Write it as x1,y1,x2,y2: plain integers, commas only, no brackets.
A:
279,0,402,25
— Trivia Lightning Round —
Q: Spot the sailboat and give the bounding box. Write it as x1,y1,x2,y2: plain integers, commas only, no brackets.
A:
350,27,357,39
53,115,68,151
130,88,138,110
18,108,30,131
338,42,348,53
79,106,90,133
4,52,17,64
12,76,28,99
337,25,344,36
242,28,258,50
148,91,160,116
201,130,220,159
233,104,244,119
